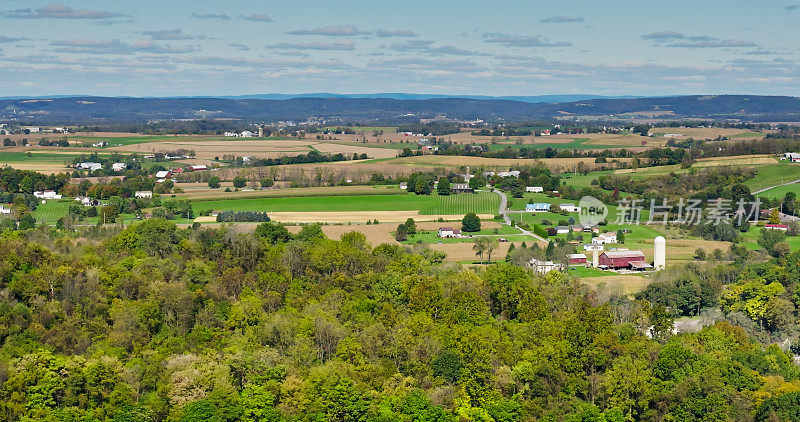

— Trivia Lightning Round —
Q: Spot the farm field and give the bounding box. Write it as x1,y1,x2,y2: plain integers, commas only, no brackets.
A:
745,163,800,192
649,127,765,140
192,191,500,216
174,185,403,201
755,182,800,199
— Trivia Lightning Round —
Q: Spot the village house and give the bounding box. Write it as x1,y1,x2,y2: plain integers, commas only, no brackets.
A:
526,203,551,213
583,243,604,251
0,205,11,214
592,232,618,244
567,254,588,266
112,163,126,172
556,226,570,234
598,250,647,270
570,225,583,233
135,191,153,199
764,224,789,231
155,170,171,179
75,196,93,206
528,259,563,274
437,227,462,238
526,186,544,193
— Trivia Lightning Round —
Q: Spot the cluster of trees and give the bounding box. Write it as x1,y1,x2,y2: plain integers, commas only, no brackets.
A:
2,221,800,420
216,210,271,222
223,151,366,168
0,167,70,194
598,167,757,202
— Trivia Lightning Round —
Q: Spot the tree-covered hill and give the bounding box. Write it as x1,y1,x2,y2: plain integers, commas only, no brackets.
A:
1,220,800,421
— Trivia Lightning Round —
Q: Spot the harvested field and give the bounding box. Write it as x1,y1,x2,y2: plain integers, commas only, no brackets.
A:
583,275,651,297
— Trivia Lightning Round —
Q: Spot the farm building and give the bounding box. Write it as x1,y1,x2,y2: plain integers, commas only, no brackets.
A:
528,259,563,274
76,162,102,171
558,204,580,213
583,243,604,251
556,226,570,234
135,191,153,199
112,163,126,172
782,152,800,162
33,191,62,200
598,251,646,269
452,183,473,193
155,170,171,179
567,254,588,266
764,224,788,231
526,186,544,193
189,165,208,171
526,203,551,212
592,232,618,244
0,205,10,214
438,227,462,238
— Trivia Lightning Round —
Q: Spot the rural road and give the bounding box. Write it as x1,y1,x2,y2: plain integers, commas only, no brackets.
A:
492,189,546,242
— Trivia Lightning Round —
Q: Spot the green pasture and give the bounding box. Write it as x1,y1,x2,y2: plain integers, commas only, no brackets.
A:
0,151,83,165
744,164,800,192
192,191,500,215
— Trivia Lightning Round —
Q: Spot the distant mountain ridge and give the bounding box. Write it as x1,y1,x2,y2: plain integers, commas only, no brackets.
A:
1,95,799,124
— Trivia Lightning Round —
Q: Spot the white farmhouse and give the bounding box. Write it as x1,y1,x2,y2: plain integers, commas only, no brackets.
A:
112,163,126,172
526,186,544,193
592,232,618,244
135,191,153,199
0,205,11,214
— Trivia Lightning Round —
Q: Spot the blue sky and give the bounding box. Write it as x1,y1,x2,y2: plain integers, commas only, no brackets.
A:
0,0,799,97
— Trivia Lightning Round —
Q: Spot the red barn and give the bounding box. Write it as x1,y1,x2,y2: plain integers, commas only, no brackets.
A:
567,254,587,266
598,251,645,269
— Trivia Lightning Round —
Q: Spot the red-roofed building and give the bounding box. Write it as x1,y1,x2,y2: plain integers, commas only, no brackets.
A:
598,251,646,269
765,224,788,231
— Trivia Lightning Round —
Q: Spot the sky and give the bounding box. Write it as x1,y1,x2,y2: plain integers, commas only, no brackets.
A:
0,0,799,97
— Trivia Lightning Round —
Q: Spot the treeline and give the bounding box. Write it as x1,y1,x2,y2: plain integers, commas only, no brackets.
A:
225,151,365,168
397,122,461,135
0,221,800,420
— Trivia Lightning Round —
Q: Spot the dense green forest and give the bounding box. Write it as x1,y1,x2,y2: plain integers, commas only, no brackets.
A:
1,220,800,421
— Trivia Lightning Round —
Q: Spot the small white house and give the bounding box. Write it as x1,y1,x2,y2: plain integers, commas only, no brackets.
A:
155,170,171,179
240,131,255,137
437,227,462,238
556,226,570,234
112,163,126,172
558,203,580,213
33,191,62,200
75,196,92,206
135,191,153,199
526,186,544,193
592,232,618,244
0,205,11,214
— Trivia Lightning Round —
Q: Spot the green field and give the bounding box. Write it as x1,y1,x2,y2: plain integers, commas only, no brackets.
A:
32,199,75,224
744,164,800,192
192,191,500,215
0,151,85,165
755,182,800,200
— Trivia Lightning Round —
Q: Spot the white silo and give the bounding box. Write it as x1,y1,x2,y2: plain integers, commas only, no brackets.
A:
592,247,599,268
654,236,666,270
